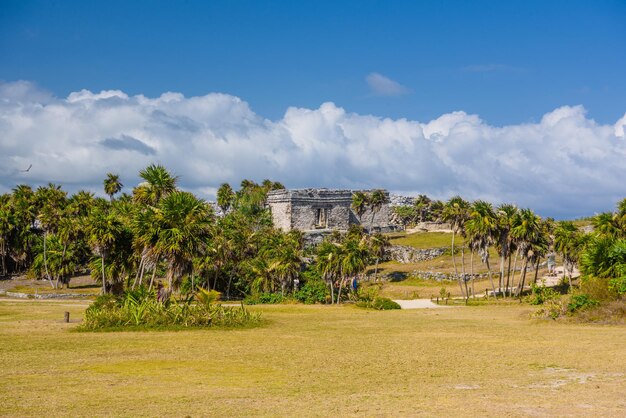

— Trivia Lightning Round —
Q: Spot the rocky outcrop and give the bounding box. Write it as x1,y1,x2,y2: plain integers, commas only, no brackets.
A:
386,245,447,263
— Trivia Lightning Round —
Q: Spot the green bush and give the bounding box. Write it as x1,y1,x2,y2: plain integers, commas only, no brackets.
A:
244,292,285,305
567,294,599,314
527,284,560,305
532,299,566,320
354,286,400,310
608,276,626,296
80,288,261,331
370,297,401,310
294,278,328,304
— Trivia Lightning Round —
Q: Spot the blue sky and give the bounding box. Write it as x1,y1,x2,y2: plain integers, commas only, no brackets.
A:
1,1,625,218
2,0,625,124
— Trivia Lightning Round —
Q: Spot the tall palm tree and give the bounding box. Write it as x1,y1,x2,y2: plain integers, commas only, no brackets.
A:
216,183,235,214
465,200,498,297
367,189,388,233
133,164,179,206
414,194,431,222
351,191,368,224
368,233,390,280
35,184,67,288
87,209,123,294
152,192,213,290
592,212,621,239
511,208,542,297
0,199,13,276
553,221,582,289
495,204,518,296
103,173,123,202
442,196,470,297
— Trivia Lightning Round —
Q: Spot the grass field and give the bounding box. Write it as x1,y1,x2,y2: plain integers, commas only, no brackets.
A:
387,231,454,249
1,299,624,417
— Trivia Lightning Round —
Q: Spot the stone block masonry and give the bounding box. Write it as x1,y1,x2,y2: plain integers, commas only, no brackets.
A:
266,188,394,232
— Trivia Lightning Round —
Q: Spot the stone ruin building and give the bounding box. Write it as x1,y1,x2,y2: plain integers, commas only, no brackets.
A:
266,188,395,233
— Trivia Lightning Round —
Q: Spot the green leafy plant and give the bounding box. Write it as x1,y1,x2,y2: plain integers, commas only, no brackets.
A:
80,288,260,331
567,294,599,313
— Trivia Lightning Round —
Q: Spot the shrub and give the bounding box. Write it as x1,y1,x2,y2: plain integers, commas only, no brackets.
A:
80,288,260,331
370,297,401,310
527,284,560,305
608,276,626,297
354,286,400,310
567,294,599,314
532,299,566,320
244,292,284,305
294,278,327,304
578,276,615,301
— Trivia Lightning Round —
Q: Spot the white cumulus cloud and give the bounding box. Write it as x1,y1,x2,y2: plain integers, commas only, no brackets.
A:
0,80,625,219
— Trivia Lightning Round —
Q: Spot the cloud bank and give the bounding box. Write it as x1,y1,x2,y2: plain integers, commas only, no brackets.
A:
1,81,625,218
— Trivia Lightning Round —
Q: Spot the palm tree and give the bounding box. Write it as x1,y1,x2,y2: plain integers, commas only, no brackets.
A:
103,173,123,202
511,208,542,297
351,191,368,224
495,204,518,296
216,183,235,213
368,233,390,280
442,196,470,297
367,189,388,233
592,212,621,239
35,184,67,288
152,192,213,290
133,164,179,205
414,195,431,222
465,200,498,297
87,209,123,294
0,199,13,276
553,221,582,289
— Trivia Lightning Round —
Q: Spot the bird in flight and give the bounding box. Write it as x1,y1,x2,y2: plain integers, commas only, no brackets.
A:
21,164,32,172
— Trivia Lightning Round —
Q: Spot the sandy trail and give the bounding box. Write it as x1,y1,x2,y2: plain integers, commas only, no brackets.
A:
392,299,453,309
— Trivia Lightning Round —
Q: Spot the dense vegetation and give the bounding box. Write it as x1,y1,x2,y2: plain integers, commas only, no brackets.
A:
1,164,624,322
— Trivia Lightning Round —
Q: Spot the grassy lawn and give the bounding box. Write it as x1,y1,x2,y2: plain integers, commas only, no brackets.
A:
1,300,624,417
386,231,454,249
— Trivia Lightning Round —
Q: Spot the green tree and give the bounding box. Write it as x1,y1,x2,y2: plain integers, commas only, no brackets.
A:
152,192,213,290
87,209,123,294
442,196,470,297
465,200,498,297
103,173,123,202
216,183,235,213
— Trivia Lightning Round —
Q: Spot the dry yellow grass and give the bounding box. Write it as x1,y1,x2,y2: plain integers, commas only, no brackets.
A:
1,299,625,417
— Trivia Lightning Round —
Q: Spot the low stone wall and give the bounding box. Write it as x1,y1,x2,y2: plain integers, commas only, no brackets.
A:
386,245,447,264
0,289,90,299
406,222,452,233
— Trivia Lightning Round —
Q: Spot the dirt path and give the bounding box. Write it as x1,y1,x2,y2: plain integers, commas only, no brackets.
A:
392,299,453,309
537,265,580,287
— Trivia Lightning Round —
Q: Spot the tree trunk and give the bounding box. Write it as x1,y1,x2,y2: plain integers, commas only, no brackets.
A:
101,253,106,294
336,276,345,304
516,259,528,298
43,231,54,288
329,279,335,304
499,252,505,297
374,258,379,280
505,255,512,297
510,249,519,297
226,273,234,300
486,258,496,298
148,267,157,291
533,258,540,285
133,256,145,290
451,231,457,276
470,251,475,299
